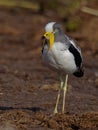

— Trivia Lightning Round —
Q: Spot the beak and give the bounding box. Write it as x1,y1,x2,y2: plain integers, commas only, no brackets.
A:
41,36,45,40
41,32,49,40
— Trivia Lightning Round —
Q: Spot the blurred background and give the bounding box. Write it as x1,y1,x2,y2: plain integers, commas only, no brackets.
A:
0,0,98,129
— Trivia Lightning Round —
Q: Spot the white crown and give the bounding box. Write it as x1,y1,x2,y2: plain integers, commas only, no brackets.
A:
45,22,56,32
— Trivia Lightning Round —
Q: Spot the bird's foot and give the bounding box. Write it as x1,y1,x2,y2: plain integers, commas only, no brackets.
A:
62,109,66,114
53,109,58,114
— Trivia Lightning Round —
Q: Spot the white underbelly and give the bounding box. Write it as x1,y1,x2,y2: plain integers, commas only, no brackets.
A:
43,46,77,73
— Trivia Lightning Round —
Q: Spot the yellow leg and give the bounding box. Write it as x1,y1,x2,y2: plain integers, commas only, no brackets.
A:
54,77,63,114
62,74,68,114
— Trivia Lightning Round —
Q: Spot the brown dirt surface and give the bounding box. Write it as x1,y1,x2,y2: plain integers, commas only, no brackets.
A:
0,6,98,130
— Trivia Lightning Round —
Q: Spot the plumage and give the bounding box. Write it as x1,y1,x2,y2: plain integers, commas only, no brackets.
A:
42,22,84,114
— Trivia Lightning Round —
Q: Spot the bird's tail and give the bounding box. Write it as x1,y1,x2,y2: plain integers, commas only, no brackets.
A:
73,68,84,78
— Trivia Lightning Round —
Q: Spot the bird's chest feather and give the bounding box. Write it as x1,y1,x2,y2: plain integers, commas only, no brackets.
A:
43,44,77,73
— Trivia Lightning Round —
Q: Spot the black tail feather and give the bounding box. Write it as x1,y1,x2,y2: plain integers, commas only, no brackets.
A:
73,68,84,78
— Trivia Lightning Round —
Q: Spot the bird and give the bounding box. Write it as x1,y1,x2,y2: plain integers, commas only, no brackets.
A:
41,22,84,114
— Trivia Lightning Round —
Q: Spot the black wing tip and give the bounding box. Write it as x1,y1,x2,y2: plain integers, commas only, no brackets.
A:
73,69,84,78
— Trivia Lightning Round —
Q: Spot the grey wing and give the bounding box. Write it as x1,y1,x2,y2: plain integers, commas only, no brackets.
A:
62,35,83,67
68,38,83,67
69,38,83,60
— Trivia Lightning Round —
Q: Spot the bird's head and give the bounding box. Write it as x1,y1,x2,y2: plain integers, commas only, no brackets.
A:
42,22,62,49
43,22,55,49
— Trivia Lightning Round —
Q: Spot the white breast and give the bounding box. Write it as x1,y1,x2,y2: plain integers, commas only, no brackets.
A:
42,42,77,74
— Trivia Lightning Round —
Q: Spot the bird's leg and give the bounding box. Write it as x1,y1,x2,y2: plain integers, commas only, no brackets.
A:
62,74,68,114
54,76,63,114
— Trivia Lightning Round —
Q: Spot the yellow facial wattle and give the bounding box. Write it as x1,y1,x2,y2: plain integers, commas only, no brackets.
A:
49,32,54,49
44,32,54,49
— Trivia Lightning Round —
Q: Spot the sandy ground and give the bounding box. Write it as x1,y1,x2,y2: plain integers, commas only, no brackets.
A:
0,7,98,130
